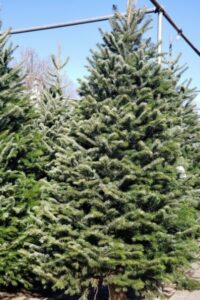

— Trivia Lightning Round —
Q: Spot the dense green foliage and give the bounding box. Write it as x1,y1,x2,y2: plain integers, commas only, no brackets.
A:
0,5,200,300
20,7,200,299
0,31,45,288
33,54,76,165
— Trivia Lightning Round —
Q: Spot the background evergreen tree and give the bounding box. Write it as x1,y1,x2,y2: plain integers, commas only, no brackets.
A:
36,54,75,144
16,54,78,292
0,31,46,289
23,6,200,300
165,56,200,213
31,53,77,179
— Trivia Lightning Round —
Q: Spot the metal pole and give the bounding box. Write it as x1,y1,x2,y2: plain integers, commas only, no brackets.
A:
150,0,200,57
127,0,134,10
157,9,163,64
2,9,156,36
127,0,134,25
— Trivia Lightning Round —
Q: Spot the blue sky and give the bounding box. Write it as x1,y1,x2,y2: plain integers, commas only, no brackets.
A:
0,0,200,104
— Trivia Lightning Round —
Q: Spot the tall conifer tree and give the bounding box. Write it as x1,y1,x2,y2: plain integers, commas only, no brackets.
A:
23,6,200,299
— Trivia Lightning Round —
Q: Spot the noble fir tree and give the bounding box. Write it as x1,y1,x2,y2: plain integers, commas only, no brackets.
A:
0,31,46,288
23,6,200,300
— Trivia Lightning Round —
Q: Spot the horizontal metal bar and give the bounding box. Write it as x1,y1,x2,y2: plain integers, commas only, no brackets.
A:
1,8,156,35
150,0,200,56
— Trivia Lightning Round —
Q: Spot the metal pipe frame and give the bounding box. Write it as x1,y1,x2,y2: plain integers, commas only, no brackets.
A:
1,0,199,60
150,0,200,56
3,8,156,35
157,10,163,64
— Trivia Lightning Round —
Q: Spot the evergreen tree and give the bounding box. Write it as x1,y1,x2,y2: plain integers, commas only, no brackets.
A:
23,6,200,299
31,54,77,178
18,54,79,290
166,56,200,210
0,31,45,288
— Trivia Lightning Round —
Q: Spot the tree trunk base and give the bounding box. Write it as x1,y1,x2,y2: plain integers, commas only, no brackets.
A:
108,285,127,300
